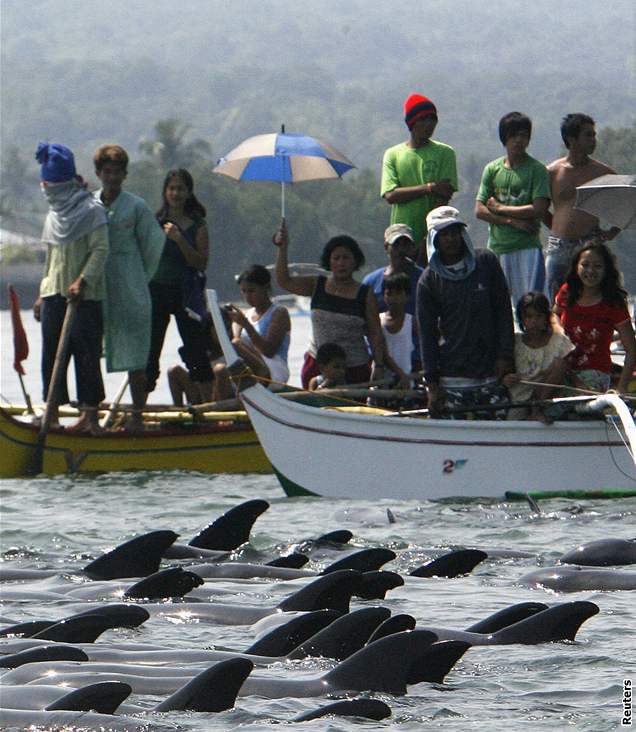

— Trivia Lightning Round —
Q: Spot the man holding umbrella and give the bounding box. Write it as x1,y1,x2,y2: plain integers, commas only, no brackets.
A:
543,113,620,300
381,94,458,264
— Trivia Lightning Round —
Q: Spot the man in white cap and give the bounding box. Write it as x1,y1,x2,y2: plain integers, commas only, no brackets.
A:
416,206,514,418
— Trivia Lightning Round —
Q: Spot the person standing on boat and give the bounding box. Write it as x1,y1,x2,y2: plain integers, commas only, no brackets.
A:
363,223,423,372
273,219,396,389
381,94,458,265
543,114,620,301
417,205,514,419
213,264,291,400
33,142,109,434
475,112,550,307
93,145,165,431
145,169,213,402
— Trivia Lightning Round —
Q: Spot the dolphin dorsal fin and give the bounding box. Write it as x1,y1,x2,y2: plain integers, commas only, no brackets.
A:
83,530,179,580
188,500,269,550
45,681,132,714
154,659,254,712
324,630,438,695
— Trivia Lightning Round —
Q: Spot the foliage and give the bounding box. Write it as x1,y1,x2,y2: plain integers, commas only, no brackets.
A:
138,119,212,170
595,123,636,172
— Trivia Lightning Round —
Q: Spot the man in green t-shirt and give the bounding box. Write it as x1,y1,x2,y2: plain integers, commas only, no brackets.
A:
475,111,550,307
381,94,458,265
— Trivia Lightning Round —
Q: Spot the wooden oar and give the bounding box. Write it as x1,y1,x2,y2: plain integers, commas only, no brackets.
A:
100,374,130,429
28,300,77,475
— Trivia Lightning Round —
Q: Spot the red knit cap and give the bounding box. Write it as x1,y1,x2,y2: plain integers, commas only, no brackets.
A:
404,94,438,129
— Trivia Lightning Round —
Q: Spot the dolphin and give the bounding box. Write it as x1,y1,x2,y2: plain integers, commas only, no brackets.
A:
83,530,179,580
0,708,166,731
365,613,417,643
559,538,636,566
0,680,132,713
518,565,636,591
409,549,488,578
4,631,469,697
266,553,309,568
292,698,391,722
0,644,89,668
164,499,270,559
0,605,149,646
0,607,393,669
414,601,599,645
3,568,209,604
1,659,253,716
188,546,397,581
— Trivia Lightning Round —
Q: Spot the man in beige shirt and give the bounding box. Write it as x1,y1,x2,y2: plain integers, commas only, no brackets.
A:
33,142,109,433
543,114,619,300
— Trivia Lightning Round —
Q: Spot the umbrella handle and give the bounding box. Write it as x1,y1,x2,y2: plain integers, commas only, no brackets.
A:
281,180,285,218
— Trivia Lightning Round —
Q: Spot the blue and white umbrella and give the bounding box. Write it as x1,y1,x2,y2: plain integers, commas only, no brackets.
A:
213,127,355,216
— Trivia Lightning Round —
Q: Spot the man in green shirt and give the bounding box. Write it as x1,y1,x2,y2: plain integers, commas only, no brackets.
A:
381,93,458,264
93,144,164,431
475,111,550,307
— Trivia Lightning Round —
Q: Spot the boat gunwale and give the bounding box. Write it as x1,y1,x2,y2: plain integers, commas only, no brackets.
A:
240,385,625,449
0,406,255,440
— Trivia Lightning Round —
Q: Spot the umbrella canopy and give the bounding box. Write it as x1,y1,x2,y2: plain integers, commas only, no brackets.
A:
574,174,636,230
213,129,355,215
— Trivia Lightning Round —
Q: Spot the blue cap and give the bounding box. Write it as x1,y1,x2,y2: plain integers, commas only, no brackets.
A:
35,142,77,182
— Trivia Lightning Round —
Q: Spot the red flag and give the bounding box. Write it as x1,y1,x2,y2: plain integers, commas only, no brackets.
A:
8,285,29,375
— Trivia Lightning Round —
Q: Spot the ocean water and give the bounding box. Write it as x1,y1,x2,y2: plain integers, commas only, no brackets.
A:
1,310,635,731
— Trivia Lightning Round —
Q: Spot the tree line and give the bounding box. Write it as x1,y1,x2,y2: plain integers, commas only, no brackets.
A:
2,118,635,300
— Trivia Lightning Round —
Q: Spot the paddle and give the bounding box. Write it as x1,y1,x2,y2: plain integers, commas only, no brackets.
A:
100,374,130,429
28,300,77,475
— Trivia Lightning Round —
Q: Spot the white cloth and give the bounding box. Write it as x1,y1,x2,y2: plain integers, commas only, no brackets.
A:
498,247,546,309
381,312,413,374
41,180,107,246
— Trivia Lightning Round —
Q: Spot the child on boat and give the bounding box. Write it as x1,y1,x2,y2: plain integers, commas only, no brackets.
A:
377,272,415,389
214,265,291,401
554,242,636,395
503,291,574,421
167,308,231,406
308,343,347,391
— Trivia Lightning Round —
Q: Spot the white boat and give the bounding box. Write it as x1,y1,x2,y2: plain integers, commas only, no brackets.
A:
208,291,636,500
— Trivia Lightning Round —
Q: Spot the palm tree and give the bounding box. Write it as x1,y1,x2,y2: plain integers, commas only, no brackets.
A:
139,119,212,169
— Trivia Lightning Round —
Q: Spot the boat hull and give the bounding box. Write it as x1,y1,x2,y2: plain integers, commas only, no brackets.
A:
0,407,270,477
239,385,636,500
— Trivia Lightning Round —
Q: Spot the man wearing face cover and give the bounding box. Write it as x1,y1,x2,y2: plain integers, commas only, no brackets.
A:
33,142,109,433
381,94,458,264
416,206,514,419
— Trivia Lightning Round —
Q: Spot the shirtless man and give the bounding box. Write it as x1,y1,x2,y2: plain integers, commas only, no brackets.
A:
543,113,620,300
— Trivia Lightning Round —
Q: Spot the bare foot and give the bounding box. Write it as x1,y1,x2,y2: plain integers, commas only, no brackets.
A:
123,413,145,434
31,415,63,430
66,411,104,435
